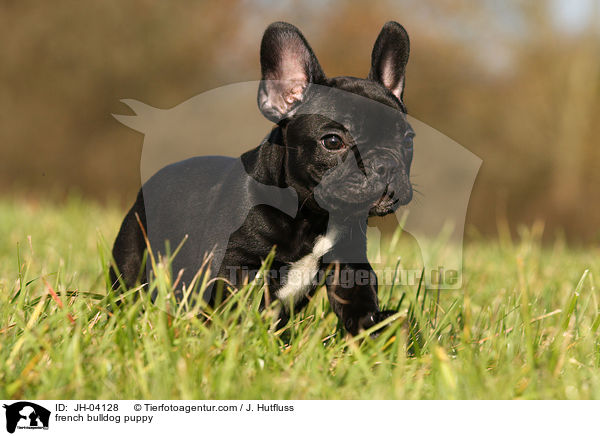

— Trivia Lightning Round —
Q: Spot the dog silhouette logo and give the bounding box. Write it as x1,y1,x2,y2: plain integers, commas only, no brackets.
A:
2,402,50,433
114,82,481,295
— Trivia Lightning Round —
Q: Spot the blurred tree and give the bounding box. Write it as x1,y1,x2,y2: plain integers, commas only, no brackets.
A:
0,0,598,241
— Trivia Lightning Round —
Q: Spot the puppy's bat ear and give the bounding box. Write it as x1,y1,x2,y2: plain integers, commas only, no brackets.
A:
257,22,325,123
368,21,410,107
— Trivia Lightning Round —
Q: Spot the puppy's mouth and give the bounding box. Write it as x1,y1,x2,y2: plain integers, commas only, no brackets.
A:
369,185,402,216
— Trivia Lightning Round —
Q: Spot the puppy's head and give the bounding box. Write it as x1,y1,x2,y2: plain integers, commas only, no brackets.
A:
258,21,413,217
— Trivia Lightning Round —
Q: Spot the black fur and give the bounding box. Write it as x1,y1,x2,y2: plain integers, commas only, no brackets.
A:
111,21,413,335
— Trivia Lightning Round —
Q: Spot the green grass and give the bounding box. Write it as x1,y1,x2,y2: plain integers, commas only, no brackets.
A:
0,196,599,399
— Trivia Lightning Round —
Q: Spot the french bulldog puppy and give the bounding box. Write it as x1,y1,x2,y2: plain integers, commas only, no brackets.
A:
111,21,414,335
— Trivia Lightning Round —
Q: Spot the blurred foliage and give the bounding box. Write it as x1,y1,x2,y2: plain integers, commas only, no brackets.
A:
1,0,599,242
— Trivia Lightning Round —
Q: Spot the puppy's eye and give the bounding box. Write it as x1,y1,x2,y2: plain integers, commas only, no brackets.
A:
320,134,346,151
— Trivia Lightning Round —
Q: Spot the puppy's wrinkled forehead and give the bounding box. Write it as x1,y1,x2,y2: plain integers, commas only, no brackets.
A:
297,82,412,143
327,76,406,112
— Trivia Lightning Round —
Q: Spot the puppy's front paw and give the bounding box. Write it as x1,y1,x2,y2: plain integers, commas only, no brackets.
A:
359,310,398,337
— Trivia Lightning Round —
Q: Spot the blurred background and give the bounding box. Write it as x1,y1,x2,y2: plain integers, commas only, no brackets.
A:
1,0,598,243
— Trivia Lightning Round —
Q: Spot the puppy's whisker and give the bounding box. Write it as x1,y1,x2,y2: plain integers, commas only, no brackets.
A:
298,185,317,212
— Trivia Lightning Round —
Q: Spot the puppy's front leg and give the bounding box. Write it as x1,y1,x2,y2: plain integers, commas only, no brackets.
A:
325,262,395,335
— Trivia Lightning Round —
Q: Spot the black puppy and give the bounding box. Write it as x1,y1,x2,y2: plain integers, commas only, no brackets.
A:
111,21,414,335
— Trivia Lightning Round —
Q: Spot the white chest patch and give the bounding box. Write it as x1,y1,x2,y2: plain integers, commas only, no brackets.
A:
277,229,338,306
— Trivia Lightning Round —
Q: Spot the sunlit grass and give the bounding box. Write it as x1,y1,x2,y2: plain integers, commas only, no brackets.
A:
0,197,598,399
